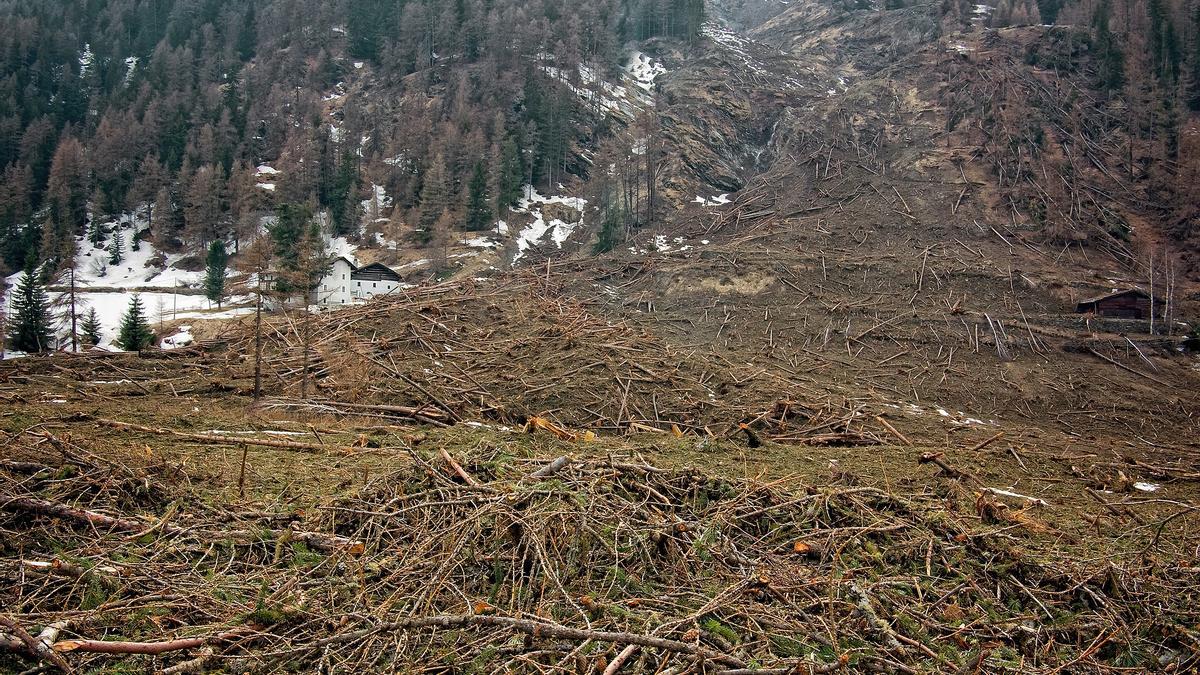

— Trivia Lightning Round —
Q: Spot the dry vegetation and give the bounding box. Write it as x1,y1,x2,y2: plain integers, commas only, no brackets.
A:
2,259,1199,672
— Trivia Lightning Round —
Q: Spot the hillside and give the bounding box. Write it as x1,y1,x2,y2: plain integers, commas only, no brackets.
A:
2,0,1200,673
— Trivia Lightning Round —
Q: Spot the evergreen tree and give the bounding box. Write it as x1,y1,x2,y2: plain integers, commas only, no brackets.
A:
0,163,33,271
6,254,53,353
270,203,313,270
465,162,492,231
1093,1,1125,92
1191,5,1200,111
88,217,106,248
328,151,360,238
593,205,625,254
418,153,448,242
108,226,124,265
236,6,258,61
80,306,101,346
116,294,155,351
499,136,525,208
205,240,228,308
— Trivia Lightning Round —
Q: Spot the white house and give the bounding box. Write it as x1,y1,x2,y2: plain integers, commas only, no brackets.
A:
317,257,406,306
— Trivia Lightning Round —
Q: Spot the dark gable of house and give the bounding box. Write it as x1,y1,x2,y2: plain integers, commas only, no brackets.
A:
1075,289,1162,320
350,263,402,283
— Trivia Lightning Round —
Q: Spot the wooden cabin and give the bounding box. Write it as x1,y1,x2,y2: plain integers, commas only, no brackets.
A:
1074,289,1163,320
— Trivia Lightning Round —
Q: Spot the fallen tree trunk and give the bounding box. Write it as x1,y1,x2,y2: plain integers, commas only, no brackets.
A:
94,418,350,453
313,614,748,668
53,629,249,656
0,616,71,671
0,494,360,554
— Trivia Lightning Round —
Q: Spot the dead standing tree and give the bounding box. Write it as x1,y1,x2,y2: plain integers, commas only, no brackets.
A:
238,237,275,401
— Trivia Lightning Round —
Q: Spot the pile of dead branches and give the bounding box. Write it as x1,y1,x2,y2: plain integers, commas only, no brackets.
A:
3,428,1197,673
217,276,880,446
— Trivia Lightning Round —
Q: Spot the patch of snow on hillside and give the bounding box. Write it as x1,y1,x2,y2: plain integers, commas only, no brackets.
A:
79,44,94,76
510,187,588,263
2,212,251,348
701,23,765,76
625,51,666,93
161,325,194,350
373,232,399,250
326,236,359,265
462,235,500,249
75,215,203,288
541,59,632,117
123,57,139,86
694,194,731,206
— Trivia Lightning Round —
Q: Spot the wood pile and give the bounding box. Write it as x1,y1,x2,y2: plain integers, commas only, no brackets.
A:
2,428,1197,672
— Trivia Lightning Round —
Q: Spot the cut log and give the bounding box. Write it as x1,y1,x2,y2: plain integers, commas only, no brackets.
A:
0,494,361,554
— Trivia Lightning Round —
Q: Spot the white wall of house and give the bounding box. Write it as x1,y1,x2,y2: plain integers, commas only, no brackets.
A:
317,258,356,306
317,259,405,306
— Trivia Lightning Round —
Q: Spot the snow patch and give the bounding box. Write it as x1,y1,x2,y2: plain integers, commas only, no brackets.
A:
123,57,139,86
625,51,666,94
161,325,194,350
694,194,731,206
509,187,588,263
79,44,94,77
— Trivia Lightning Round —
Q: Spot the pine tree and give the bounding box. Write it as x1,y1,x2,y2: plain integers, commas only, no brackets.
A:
1093,1,1124,92
88,216,106,248
593,205,625,254
116,294,155,351
108,226,124,265
499,136,525,208
270,203,312,272
465,162,493,231
1190,4,1200,111
236,5,258,61
329,151,360,238
80,306,101,346
205,240,228,308
6,254,53,353
418,153,448,242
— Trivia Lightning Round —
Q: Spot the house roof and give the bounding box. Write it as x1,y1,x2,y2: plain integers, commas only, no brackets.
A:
350,262,402,282
1076,288,1162,306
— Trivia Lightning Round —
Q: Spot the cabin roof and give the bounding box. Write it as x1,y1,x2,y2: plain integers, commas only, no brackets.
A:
1076,288,1162,306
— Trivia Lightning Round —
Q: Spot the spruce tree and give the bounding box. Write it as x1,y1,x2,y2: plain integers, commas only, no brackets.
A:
108,226,124,265
499,137,525,208
80,306,101,346
465,163,492,231
6,254,53,353
418,153,448,243
116,294,154,351
205,240,228,308
88,218,105,248
329,151,360,238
